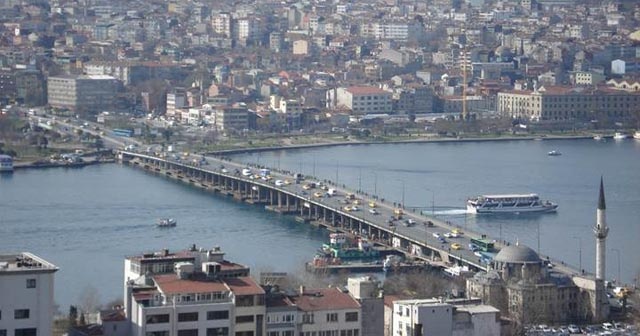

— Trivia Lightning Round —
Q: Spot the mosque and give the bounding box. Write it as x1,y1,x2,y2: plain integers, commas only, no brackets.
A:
466,179,610,324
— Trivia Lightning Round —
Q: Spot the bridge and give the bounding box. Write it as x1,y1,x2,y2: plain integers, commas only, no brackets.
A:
117,150,584,276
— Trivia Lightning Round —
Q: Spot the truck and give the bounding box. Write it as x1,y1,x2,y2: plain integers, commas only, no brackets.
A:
259,168,271,177
327,188,337,196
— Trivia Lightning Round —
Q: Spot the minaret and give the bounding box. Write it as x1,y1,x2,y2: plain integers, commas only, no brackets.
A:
594,177,609,281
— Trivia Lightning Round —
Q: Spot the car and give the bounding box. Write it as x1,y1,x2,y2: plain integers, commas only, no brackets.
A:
343,206,352,212
313,192,323,198
444,233,452,238
567,325,580,333
284,180,291,185
351,206,359,211
221,168,228,173
432,233,441,238
438,237,447,244
450,243,462,250
275,180,284,186
602,322,614,330
369,209,378,215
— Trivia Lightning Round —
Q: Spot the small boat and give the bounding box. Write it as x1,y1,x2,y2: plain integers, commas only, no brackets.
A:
634,131,640,140
593,135,604,141
547,150,561,156
157,218,177,227
613,132,628,140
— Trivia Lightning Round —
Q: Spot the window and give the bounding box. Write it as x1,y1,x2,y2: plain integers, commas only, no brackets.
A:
0,330,5,336
178,312,199,322
146,314,170,324
345,312,358,322
206,328,229,336
178,330,198,336
146,332,169,336
14,309,30,319
326,313,338,322
236,295,254,306
236,315,254,323
26,279,36,288
207,310,229,320
14,329,37,336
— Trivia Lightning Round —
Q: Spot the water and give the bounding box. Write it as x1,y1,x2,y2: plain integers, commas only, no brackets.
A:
0,165,326,309
2,138,639,309
235,138,640,284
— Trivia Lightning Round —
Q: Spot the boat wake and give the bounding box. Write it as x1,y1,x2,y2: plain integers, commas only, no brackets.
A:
422,208,468,216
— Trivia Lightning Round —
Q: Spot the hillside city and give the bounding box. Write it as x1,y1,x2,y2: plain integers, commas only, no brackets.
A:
1,0,640,335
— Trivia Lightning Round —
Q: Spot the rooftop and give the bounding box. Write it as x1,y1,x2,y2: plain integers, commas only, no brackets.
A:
0,252,58,274
153,273,229,295
224,276,265,296
346,86,389,95
291,287,360,311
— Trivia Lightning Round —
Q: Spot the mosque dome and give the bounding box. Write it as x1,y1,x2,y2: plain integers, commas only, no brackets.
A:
494,244,541,263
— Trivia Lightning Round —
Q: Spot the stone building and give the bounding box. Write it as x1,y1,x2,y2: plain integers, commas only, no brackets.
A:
467,244,609,325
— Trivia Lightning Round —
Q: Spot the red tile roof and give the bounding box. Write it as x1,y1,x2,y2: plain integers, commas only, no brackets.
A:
291,288,360,311
224,276,265,296
153,274,229,295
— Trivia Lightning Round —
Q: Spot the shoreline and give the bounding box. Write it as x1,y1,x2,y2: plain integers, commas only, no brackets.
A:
206,134,593,156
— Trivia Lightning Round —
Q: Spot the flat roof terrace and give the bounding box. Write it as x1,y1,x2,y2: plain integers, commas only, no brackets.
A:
0,252,58,273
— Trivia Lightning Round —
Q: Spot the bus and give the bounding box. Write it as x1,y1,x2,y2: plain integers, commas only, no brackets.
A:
469,238,495,252
112,128,134,137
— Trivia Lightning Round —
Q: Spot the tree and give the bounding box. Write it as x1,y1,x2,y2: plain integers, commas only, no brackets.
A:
161,128,173,142
68,305,78,327
78,285,101,314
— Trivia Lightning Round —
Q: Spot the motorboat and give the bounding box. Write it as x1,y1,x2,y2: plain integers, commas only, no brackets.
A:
634,131,640,140
593,135,604,141
157,218,177,228
613,132,628,140
547,150,562,156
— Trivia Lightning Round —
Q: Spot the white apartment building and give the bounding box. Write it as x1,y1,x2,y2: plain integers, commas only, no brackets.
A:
166,90,187,120
0,252,58,336
361,22,422,41
214,105,249,132
392,299,500,336
278,99,302,114
331,86,392,114
124,246,265,336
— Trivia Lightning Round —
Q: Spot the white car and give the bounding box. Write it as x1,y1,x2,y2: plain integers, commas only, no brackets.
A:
432,233,440,238
369,209,378,215
275,180,284,186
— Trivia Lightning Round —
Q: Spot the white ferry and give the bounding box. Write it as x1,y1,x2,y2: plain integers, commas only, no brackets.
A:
467,194,558,214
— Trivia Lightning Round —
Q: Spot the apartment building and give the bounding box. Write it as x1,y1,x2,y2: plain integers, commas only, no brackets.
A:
214,105,249,131
47,75,120,114
0,252,58,336
124,246,265,336
392,299,500,336
497,86,640,122
330,86,392,114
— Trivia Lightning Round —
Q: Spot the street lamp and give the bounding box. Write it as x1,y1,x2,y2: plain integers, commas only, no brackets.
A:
423,187,435,216
371,172,378,196
611,248,621,283
396,179,405,209
572,236,582,272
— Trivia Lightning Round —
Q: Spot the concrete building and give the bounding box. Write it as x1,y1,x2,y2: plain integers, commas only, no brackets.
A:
47,75,120,114
347,277,383,336
292,40,309,56
391,298,500,336
166,89,187,120
330,86,393,114
124,245,265,336
214,105,249,132
497,86,640,122
289,287,362,336
0,252,58,336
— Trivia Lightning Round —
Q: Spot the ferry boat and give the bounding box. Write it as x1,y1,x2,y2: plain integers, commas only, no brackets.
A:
0,154,13,172
613,132,628,140
467,194,558,214
319,233,380,260
157,218,177,228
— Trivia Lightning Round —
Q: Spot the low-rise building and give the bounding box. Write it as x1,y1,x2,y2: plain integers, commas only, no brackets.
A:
0,252,59,336
391,298,500,336
329,86,393,114
497,85,640,122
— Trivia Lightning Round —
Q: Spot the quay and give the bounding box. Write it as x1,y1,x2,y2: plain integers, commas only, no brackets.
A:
117,150,584,277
